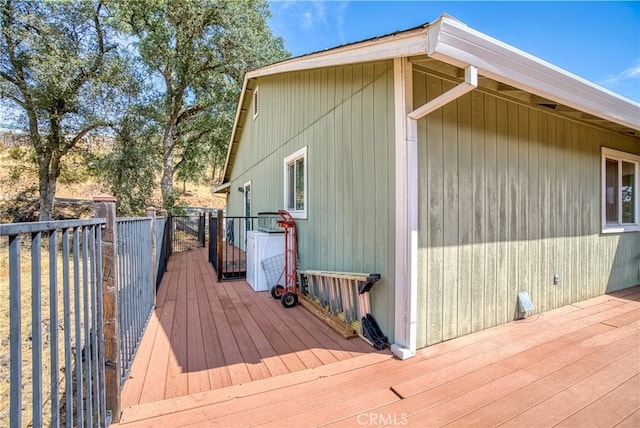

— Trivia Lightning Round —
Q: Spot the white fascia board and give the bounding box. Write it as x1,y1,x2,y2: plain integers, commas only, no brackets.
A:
221,76,250,183
428,16,640,131
247,29,428,79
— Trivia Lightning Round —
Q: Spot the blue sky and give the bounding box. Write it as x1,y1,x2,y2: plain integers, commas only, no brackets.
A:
268,1,640,102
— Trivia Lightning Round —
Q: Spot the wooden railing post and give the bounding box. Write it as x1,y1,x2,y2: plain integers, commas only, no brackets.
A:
146,206,157,297
207,211,213,264
216,209,223,282
93,194,121,423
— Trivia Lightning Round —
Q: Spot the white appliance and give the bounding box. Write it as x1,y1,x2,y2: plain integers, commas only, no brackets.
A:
246,231,285,292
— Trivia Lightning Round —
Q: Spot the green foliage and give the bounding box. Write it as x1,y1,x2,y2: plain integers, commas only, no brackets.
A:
163,190,187,216
1,0,290,217
112,0,290,207
96,112,160,216
58,150,94,184
0,0,138,220
5,145,34,180
6,145,27,161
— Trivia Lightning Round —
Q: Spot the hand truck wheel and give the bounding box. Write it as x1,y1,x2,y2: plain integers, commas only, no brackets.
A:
271,284,285,299
281,291,298,308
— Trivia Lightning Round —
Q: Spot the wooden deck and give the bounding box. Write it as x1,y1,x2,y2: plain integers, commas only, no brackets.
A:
220,241,247,278
120,247,377,411
118,263,639,427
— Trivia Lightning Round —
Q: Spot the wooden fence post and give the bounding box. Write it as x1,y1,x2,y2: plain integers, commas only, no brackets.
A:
216,209,223,282
93,194,121,423
146,206,157,295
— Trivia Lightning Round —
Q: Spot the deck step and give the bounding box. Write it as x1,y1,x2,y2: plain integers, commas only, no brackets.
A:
118,350,393,424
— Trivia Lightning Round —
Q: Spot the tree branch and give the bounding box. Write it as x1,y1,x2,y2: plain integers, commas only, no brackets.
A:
176,104,206,126
0,92,25,107
0,69,17,84
66,122,110,152
68,1,105,95
2,0,40,145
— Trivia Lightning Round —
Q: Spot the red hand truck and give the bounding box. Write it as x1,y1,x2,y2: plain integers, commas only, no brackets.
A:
269,210,298,308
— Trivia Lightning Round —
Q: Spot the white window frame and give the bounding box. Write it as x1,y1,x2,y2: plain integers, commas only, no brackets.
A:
601,147,640,233
243,180,251,217
283,146,308,219
252,86,259,120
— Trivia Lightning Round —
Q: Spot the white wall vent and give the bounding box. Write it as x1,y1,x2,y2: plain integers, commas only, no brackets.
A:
517,291,535,319
252,87,259,120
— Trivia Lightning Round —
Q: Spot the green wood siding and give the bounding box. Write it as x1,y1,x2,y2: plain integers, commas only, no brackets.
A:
227,61,397,341
415,71,640,348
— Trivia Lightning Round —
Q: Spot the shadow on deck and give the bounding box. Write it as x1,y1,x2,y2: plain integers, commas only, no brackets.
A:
120,247,380,411
118,259,639,426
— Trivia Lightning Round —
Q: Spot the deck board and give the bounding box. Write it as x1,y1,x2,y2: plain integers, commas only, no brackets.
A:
121,247,378,411
119,254,639,427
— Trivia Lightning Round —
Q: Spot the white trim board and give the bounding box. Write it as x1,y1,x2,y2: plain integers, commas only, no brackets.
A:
426,16,640,131
283,146,308,220
219,14,638,188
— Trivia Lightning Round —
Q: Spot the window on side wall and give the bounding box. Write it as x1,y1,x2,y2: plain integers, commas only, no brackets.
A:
283,146,307,219
602,147,639,233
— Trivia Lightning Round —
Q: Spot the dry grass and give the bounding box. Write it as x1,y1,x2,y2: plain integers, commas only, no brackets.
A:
1,234,96,427
0,146,227,215
0,145,225,425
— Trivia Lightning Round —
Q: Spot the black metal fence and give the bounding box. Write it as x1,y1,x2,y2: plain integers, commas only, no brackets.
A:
208,212,219,273
171,215,206,253
156,215,171,289
208,211,256,281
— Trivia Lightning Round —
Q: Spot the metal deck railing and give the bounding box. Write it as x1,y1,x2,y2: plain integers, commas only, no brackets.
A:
0,219,108,428
116,217,154,386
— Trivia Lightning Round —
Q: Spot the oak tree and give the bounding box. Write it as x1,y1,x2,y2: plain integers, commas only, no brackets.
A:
117,0,289,209
0,0,135,220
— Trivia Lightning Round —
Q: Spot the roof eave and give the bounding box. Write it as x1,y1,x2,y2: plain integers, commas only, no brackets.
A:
219,27,430,184
247,27,429,79
220,14,639,186
428,16,640,132
212,182,230,194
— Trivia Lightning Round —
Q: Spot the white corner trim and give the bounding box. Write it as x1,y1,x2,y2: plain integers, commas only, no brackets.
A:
393,62,479,359
428,16,640,131
392,57,417,360
391,344,416,360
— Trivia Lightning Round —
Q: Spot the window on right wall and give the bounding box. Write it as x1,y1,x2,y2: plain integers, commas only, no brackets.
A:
283,146,307,219
602,147,640,233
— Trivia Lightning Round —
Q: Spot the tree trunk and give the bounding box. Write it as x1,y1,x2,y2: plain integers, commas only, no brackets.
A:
37,152,59,221
160,126,175,209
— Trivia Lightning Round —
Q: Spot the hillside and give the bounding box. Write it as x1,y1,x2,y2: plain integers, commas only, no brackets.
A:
0,146,227,222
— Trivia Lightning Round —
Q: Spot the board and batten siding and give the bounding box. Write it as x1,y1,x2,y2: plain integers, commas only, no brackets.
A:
415,70,640,348
227,61,397,340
